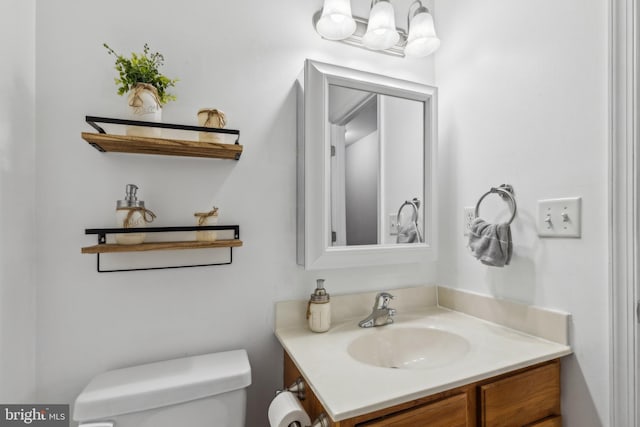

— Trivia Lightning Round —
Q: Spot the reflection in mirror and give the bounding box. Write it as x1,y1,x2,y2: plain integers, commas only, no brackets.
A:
328,85,424,246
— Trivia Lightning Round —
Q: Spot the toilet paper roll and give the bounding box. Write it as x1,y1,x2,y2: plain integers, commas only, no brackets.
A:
268,391,312,427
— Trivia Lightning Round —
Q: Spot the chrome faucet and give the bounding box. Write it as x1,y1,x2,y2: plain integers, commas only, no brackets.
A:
358,292,396,328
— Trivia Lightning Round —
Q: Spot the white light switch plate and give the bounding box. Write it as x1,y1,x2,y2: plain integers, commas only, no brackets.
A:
537,197,582,238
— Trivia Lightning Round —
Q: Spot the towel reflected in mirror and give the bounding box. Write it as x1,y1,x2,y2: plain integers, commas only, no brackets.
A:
396,198,423,243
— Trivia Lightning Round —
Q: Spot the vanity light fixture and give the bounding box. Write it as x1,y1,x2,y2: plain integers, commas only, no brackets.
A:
316,0,357,40
313,0,440,57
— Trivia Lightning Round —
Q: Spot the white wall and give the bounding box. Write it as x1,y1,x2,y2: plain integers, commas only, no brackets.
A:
0,0,36,402
34,1,436,425
435,1,609,425
345,131,378,245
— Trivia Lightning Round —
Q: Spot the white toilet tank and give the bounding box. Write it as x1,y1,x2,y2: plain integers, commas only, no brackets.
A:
73,349,251,427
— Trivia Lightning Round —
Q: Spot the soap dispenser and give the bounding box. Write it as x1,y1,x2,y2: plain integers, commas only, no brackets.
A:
307,279,331,333
115,184,156,245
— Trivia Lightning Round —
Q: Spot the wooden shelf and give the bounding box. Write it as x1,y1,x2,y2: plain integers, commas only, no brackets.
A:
81,239,243,254
83,225,242,272
82,132,243,160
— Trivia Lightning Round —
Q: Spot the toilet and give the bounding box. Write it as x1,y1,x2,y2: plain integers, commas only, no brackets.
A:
73,349,251,427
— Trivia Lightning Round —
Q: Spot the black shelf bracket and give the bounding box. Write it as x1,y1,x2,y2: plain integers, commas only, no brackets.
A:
85,116,241,145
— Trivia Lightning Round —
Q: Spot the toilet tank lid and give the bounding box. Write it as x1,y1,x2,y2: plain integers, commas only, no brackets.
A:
73,349,251,422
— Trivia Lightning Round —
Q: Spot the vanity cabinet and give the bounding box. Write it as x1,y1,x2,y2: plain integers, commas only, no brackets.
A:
283,352,561,427
357,393,468,427
526,419,562,427
480,362,560,426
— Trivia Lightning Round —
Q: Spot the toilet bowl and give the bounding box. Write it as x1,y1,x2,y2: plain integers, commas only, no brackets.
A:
73,349,251,427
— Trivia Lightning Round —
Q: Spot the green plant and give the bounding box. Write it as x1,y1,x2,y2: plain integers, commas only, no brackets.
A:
104,43,178,105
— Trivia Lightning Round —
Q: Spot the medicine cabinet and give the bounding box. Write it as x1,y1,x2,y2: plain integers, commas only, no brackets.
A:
297,60,438,270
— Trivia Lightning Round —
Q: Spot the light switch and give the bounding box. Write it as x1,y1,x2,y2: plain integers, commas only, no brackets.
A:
537,197,582,238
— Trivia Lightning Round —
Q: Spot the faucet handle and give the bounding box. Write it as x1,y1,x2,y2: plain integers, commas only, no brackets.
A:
375,292,395,309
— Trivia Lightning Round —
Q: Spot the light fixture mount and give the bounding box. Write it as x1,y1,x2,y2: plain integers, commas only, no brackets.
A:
312,10,408,57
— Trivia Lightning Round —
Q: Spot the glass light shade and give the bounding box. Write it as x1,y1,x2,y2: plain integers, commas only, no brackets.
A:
362,0,399,51
316,0,356,40
405,11,441,58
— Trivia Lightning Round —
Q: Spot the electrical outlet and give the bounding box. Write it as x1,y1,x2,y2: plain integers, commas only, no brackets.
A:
463,207,475,236
388,213,398,235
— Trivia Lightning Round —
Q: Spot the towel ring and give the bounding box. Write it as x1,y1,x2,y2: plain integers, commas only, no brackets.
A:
396,197,423,243
397,198,420,223
474,184,517,225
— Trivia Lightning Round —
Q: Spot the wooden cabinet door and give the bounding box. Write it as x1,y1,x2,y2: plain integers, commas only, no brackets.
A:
525,416,562,427
480,361,560,427
357,393,468,427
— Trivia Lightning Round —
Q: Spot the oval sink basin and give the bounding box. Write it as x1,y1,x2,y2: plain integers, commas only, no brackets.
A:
347,327,470,370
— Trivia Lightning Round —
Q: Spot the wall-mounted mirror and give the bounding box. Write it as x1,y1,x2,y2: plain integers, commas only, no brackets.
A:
297,60,437,270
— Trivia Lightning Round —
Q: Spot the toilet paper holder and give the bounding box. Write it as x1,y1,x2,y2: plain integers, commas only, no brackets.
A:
289,413,329,427
276,378,330,427
277,377,306,401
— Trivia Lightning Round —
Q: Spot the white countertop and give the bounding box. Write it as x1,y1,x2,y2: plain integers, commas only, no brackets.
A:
275,306,572,421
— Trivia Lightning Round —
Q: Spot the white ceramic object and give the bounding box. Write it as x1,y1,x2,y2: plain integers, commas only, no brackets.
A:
126,83,162,137
308,301,331,332
307,279,331,332
73,350,251,427
115,208,147,245
197,109,226,143
195,212,218,242
347,327,470,369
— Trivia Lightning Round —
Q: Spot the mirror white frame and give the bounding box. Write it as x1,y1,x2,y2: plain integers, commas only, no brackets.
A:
297,59,438,270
